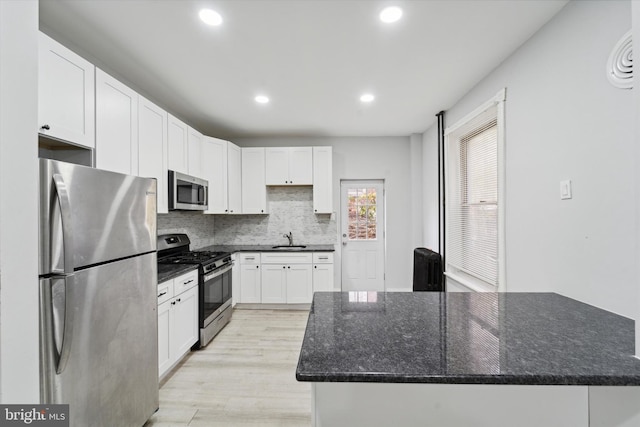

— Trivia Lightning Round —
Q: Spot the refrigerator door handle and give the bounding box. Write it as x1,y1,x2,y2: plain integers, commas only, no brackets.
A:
52,173,74,274
53,275,74,375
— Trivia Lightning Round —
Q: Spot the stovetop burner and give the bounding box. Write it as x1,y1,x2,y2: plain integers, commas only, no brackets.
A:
157,233,232,273
162,251,227,263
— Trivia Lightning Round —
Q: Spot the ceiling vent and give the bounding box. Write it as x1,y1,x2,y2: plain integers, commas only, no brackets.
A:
607,30,632,89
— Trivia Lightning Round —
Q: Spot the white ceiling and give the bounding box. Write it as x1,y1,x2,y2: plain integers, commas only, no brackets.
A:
39,0,568,139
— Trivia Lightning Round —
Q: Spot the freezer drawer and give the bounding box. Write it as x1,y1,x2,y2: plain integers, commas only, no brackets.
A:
40,252,158,427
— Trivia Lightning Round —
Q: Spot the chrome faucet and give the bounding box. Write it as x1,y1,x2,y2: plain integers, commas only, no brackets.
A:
283,232,293,246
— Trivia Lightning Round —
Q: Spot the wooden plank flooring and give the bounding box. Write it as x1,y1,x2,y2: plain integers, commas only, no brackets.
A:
144,309,312,427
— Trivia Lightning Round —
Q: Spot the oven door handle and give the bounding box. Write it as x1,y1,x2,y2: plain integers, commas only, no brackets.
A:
204,263,234,281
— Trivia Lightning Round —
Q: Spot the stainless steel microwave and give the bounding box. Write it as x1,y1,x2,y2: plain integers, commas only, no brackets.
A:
168,170,208,211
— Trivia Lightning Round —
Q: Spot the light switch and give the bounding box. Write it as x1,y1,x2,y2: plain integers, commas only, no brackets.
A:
560,180,572,200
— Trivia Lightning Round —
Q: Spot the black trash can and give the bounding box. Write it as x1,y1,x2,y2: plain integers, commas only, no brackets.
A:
412,248,443,292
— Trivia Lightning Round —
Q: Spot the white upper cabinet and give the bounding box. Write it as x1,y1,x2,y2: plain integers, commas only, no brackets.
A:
313,146,333,213
187,127,203,179
95,69,139,175
38,32,95,148
289,147,313,185
227,142,242,214
241,147,267,214
203,136,228,214
265,147,312,185
265,148,288,185
138,96,168,214
167,114,189,174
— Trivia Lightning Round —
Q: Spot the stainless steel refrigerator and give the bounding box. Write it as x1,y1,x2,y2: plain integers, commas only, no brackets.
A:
38,159,159,427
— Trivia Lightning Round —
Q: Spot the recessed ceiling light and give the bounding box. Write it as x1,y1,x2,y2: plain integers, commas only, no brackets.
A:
255,95,270,104
379,6,403,23
360,93,375,103
199,9,223,26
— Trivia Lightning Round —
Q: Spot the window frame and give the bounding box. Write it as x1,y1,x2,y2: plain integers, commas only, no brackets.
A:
444,88,506,292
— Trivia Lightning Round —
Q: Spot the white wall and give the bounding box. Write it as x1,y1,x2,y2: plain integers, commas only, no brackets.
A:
423,0,635,317
235,136,414,291
410,134,424,251
0,0,40,402
633,0,640,356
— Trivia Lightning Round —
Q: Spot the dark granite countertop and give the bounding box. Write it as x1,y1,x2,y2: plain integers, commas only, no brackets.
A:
198,244,335,253
157,263,198,284
296,292,640,386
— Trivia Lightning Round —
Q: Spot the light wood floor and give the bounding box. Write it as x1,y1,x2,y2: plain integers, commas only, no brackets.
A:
144,308,312,427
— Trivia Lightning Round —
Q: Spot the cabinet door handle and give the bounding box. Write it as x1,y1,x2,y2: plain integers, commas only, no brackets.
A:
314,266,317,269
256,265,259,269
184,279,194,285
282,266,285,269
40,124,50,131
171,301,176,305
158,291,167,298
287,266,290,269
176,298,181,303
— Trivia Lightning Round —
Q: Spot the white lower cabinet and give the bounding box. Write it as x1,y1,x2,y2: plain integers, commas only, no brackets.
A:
261,264,287,303
239,253,261,303
235,251,333,304
261,253,313,304
313,252,335,292
157,269,199,378
286,264,314,303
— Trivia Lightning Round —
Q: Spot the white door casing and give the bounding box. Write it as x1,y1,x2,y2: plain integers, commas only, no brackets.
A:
340,180,385,292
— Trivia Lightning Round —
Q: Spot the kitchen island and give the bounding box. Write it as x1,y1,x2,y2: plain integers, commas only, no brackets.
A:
296,292,640,426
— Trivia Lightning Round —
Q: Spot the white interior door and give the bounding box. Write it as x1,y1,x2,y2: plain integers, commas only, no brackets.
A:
340,181,385,291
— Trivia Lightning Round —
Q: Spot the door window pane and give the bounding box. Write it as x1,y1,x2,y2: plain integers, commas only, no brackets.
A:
348,187,377,240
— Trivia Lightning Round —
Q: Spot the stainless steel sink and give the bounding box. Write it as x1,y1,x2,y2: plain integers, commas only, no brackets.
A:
271,245,307,250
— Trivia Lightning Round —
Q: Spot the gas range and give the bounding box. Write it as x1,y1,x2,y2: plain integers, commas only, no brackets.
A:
157,233,233,348
158,234,232,271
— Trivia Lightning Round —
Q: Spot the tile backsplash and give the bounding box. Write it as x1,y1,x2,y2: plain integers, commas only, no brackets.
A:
157,187,336,248
157,210,216,249
214,187,336,245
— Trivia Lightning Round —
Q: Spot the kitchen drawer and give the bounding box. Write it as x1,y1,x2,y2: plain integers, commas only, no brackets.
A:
173,269,198,294
261,252,312,264
240,252,261,264
313,252,333,264
157,280,174,305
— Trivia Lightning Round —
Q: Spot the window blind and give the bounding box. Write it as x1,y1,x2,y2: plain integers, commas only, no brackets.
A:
447,116,498,287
